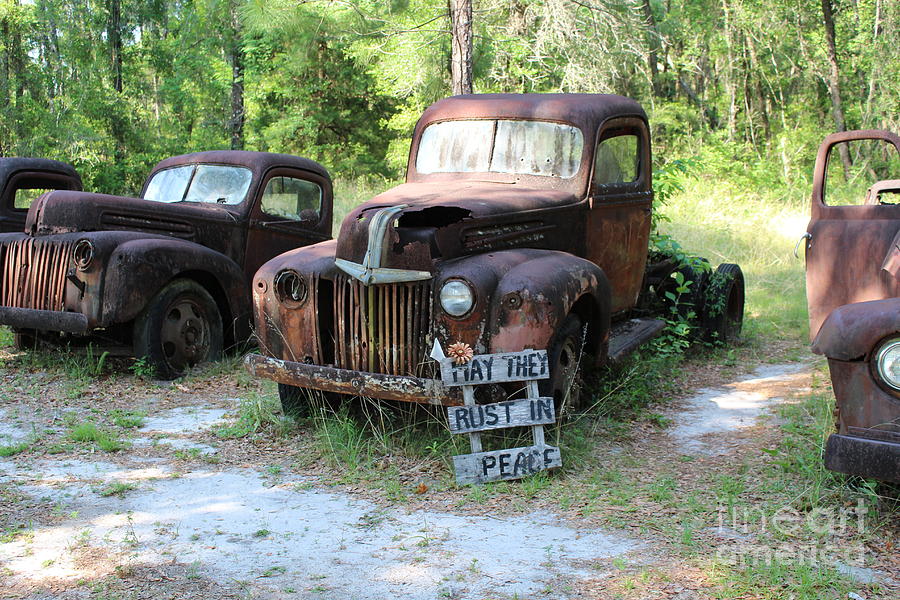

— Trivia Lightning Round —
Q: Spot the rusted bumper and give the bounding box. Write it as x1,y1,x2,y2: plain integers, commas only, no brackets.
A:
244,353,462,405
824,434,900,483
0,307,88,334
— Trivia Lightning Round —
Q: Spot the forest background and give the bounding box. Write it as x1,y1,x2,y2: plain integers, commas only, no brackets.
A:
0,0,896,208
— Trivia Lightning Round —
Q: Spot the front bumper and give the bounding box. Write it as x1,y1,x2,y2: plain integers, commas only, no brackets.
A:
244,353,462,405
0,307,88,334
824,433,900,483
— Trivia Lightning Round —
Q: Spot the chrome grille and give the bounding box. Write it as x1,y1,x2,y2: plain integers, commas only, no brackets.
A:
332,274,432,376
0,238,73,311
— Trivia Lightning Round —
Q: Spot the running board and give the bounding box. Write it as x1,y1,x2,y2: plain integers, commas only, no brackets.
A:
608,318,666,363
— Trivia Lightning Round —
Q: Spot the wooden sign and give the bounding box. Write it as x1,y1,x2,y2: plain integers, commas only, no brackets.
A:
453,444,562,485
446,397,555,434
431,341,563,486
436,348,550,387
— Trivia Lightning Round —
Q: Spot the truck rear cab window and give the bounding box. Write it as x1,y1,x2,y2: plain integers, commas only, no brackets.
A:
824,138,900,206
593,134,638,187
261,176,322,222
14,188,52,210
143,165,253,205
416,119,584,178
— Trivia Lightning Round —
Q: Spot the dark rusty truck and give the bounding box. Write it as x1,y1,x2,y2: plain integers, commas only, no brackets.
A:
803,129,900,483
247,94,745,412
0,151,332,378
0,158,82,233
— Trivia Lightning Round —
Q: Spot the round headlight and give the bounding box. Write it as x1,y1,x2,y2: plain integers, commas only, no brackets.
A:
274,270,307,306
72,239,94,271
440,279,474,317
875,338,900,391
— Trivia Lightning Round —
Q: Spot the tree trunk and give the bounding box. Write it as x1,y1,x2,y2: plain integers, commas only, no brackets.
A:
640,0,662,97
228,1,244,150
107,0,122,93
448,0,473,95
821,0,852,176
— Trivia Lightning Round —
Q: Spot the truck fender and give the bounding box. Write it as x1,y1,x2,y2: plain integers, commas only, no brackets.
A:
488,252,611,358
99,238,248,338
812,298,900,360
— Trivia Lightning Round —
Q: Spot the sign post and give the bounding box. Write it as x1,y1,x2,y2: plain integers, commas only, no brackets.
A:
431,341,563,485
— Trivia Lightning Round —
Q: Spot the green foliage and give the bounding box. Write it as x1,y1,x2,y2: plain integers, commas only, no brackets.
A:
129,357,155,379
67,422,127,452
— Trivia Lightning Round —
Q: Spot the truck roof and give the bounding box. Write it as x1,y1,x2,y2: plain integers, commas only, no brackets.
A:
0,157,80,183
149,151,331,183
416,93,648,132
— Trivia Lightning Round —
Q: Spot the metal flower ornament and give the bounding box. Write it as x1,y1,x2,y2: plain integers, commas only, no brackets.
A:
447,341,474,365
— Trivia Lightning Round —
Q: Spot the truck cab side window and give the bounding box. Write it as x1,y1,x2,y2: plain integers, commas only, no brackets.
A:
261,177,322,222
593,134,638,187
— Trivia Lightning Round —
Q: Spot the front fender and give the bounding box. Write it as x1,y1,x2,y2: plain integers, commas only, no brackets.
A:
435,249,611,357
97,238,246,328
811,298,900,360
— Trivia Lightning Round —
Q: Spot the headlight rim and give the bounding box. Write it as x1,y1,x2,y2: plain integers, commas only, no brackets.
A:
440,278,476,319
873,336,900,392
72,238,95,272
274,269,308,307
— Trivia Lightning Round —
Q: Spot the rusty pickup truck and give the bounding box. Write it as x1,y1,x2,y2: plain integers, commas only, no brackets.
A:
804,129,900,483
0,151,332,379
247,94,745,413
0,158,82,233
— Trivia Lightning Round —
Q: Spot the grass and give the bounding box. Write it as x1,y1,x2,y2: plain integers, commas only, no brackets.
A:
658,178,809,344
97,482,137,497
67,422,127,452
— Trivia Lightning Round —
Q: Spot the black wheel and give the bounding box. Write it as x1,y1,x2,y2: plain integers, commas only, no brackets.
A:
133,279,223,380
701,263,745,344
278,383,307,418
12,329,37,351
540,314,586,414
278,383,343,418
658,260,709,323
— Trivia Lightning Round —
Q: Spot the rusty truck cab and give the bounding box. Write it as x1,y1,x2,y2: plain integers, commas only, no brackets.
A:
0,151,332,379
804,129,900,482
247,94,685,410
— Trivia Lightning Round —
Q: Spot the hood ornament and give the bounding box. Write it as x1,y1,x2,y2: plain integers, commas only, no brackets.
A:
335,204,432,285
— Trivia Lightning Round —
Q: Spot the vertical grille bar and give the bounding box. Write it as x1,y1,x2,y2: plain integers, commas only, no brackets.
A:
330,277,431,377
0,238,72,311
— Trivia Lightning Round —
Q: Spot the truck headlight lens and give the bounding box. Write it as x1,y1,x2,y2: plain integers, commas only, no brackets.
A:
440,279,474,317
874,338,900,390
274,270,307,306
72,239,94,271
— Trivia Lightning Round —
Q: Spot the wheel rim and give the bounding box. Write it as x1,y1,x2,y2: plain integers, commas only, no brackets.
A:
159,296,210,372
553,334,581,408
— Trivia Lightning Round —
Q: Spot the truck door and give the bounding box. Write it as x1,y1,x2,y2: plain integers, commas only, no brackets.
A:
586,117,653,315
805,130,900,340
244,169,333,282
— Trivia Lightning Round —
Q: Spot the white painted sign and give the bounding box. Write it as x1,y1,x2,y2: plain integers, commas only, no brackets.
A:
453,445,562,485
431,342,563,486
436,348,549,387
446,397,555,434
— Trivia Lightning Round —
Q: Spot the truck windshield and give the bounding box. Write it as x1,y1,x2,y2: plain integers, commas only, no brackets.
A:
416,119,584,178
143,165,253,205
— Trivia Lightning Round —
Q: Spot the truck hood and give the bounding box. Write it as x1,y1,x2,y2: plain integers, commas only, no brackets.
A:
26,190,240,239
335,181,580,271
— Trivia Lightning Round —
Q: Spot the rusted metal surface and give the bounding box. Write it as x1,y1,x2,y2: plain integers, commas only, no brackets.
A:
250,94,664,404
811,298,900,360
0,158,81,233
805,129,900,340
0,151,331,360
805,129,900,482
244,353,461,405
